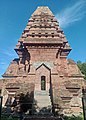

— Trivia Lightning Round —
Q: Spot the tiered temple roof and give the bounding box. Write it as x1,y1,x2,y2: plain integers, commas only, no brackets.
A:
15,6,71,56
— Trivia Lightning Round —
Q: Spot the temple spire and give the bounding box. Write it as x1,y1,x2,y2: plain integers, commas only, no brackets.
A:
15,6,71,58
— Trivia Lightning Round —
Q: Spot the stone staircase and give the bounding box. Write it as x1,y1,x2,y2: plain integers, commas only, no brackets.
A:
24,116,63,120
34,90,52,115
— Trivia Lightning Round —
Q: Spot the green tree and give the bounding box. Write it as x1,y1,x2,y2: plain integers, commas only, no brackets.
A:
19,92,33,113
63,115,83,120
77,61,86,80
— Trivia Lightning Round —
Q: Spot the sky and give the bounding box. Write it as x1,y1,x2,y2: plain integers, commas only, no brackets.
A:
0,0,86,78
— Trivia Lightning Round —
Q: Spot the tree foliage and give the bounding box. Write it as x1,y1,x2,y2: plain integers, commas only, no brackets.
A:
63,115,83,120
19,92,33,113
77,60,86,80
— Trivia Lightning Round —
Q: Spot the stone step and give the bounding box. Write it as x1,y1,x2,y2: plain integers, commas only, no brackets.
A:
35,99,51,105
37,104,51,107
36,99,51,103
36,101,51,105
34,91,51,101
35,102,52,108
35,96,51,100
34,91,50,96
24,117,64,120
36,101,51,104
35,101,51,105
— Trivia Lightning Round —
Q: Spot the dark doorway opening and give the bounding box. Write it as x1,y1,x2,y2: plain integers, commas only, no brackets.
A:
41,76,46,90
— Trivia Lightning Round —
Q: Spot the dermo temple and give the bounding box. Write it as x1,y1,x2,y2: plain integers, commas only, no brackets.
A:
0,6,85,116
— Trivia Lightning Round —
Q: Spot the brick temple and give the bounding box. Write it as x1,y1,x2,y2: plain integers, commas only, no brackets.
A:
0,6,85,116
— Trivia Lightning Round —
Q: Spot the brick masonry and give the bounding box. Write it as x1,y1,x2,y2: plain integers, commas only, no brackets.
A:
0,6,85,116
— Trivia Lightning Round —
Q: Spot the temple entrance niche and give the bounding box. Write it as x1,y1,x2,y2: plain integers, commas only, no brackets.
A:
35,64,51,92
34,64,52,112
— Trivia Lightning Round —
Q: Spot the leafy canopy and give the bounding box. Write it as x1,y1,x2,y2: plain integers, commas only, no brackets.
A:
77,61,86,80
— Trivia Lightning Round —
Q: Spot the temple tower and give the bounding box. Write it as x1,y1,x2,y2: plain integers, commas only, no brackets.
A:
14,6,71,114
1,6,84,116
